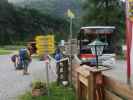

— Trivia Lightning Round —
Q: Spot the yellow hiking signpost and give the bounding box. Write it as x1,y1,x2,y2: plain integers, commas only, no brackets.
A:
35,35,55,96
35,35,55,57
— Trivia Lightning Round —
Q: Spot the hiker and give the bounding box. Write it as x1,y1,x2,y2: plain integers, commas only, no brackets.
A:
19,48,31,75
54,48,63,73
54,48,63,63
54,48,63,85
27,44,33,55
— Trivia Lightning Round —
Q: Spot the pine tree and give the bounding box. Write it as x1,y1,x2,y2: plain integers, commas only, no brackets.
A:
81,0,124,26
81,0,125,54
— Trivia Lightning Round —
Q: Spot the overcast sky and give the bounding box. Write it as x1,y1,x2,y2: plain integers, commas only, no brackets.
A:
8,0,125,3
8,0,24,3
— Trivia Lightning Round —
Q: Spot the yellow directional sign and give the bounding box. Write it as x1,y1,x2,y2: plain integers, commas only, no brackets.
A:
128,0,133,21
36,43,54,48
67,9,75,19
35,35,55,56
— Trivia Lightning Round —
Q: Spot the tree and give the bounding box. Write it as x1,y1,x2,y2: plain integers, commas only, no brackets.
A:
0,1,70,45
81,0,125,51
81,0,124,25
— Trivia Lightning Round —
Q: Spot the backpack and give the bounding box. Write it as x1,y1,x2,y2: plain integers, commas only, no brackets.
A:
55,52,62,62
11,55,17,62
19,48,29,61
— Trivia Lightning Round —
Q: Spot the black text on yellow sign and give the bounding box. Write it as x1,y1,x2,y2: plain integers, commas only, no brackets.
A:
35,35,55,55
128,0,133,20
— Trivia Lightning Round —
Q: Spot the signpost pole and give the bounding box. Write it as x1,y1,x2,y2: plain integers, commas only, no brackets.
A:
126,0,131,85
69,17,73,40
36,35,55,96
70,18,73,85
44,54,50,96
46,61,50,96
66,9,75,85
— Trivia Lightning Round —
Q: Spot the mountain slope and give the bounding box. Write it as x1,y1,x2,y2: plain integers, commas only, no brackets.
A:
0,1,70,44
12,0,81,17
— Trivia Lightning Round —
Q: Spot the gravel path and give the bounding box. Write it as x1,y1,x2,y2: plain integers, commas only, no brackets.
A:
0,55,57,100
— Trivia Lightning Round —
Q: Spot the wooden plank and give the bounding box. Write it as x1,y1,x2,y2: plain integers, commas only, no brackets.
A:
82,65,112,72
104,89,123,100
104,76,133,99
76,67,90,78
79,74,89,87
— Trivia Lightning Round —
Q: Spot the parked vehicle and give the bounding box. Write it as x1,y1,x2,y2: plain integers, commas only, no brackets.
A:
77,26,116,66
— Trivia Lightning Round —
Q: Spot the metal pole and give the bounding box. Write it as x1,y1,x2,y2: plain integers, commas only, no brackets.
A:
95,46,98,69
125,0,131,85
70,18,73,85
45,58,50,96
70,42,73,85
70,18,73,39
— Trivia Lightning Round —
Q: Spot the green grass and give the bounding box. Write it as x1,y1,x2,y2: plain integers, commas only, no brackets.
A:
0,45,25,55
19,83,76,100
0,45,25,50
0,49,12,55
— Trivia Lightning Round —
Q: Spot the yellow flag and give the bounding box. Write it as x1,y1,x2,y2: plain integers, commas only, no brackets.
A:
67,9,75,19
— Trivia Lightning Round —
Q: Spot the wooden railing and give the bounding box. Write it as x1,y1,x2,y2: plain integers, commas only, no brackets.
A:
72,55,133,100
104,76,133,100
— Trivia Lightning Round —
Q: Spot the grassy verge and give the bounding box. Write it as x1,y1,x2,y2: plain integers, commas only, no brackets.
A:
0,45,25,55
0,45,25,50
19,83,76,100
0,49,12,55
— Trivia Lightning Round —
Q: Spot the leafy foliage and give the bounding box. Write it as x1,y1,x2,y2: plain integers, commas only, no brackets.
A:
0,49,12,55
0,1,70,45
32,81,46,89
81,0,125,45
19,82,76,100
14,0,81,17
13,0,82,37
82,0,124,25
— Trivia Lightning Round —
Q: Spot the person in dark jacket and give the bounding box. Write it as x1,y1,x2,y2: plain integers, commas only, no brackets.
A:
54,48,63,63
19,48,31,75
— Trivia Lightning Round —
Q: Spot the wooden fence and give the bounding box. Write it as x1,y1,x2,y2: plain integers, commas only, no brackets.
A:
104,76,133,100
72,56,133,100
